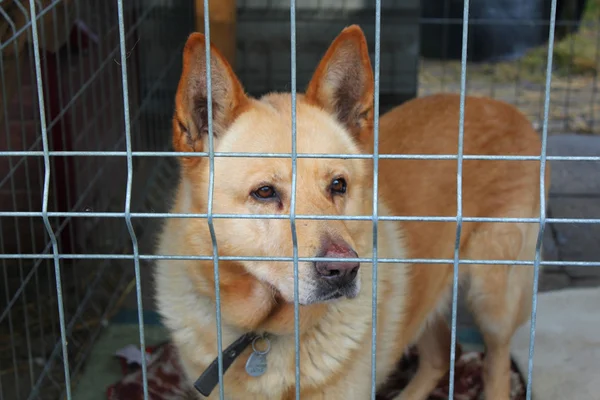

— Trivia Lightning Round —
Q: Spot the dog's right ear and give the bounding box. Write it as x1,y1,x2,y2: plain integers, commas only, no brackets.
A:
173,33,248,165
305,25,374,145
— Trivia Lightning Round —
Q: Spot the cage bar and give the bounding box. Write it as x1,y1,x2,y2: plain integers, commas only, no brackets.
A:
525,0,558,398
370,0,382,398
202,0,226,398
288,0,302,398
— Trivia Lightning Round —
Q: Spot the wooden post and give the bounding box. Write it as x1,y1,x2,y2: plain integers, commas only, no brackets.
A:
194,0,237,68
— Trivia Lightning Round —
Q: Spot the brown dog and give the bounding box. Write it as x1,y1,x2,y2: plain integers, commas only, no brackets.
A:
154,25,549,400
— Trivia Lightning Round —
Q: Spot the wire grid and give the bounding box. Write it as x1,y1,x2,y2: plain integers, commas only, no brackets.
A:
0,1,599,400
236,0,600,136
235,0,420,108
0,0,192,399
418,0,600,136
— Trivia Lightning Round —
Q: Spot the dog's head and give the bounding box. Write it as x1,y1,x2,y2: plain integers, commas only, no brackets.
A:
172,26,374,312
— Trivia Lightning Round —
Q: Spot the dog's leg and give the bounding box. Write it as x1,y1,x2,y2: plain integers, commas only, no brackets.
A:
394,316,451,400
466,266,529,400
464,223,535,400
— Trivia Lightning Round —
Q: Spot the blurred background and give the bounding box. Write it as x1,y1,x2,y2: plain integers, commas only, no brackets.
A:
0,0,599,399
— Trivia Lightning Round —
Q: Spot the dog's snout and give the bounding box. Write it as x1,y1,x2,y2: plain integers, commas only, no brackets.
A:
315,238,360,287
316,259,359,279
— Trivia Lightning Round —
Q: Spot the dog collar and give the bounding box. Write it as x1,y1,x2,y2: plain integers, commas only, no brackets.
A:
193,332,271,397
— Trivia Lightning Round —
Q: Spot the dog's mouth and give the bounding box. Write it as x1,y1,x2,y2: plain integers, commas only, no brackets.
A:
314,281,359,303
318,290,344,302
262,270,360,305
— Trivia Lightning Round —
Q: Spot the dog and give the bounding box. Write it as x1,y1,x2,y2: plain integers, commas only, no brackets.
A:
154,25,550,400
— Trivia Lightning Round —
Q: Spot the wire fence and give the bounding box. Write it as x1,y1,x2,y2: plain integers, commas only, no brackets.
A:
417,3,600,135
1,0,599,399
0,1,191,398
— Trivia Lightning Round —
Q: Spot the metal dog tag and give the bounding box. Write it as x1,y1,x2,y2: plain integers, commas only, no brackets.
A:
245,336,271,377
245,351,268,377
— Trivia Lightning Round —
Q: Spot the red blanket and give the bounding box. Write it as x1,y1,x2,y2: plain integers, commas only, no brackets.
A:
107,342,525,400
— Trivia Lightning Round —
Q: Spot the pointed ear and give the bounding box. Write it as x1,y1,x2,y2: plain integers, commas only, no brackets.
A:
305,25,374,144
173,33,248,163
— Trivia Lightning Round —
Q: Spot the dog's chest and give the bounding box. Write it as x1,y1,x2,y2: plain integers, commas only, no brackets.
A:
213,340,372,399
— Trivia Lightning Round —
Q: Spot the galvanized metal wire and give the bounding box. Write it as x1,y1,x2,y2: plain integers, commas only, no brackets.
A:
1,0,599,399
2,211,600,225
116,1,148,399
202,0,226,397
447,0,470,396
289,0,302,398
28,1,72,399
370,0,382,397
526,0,558,397
1,1,191,399
1,253,600,268
1,150,599,162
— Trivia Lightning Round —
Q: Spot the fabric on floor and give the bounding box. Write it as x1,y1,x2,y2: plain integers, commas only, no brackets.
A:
106,341,526,400
72,309,527,399
71,311,169,400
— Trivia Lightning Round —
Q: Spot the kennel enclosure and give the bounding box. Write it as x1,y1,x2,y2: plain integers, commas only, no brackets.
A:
1,0,599,399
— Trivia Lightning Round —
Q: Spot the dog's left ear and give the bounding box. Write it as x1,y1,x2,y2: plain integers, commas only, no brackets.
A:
305,25,374,144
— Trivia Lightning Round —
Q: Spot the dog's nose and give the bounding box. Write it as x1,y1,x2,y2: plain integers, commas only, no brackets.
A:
315,238,360,287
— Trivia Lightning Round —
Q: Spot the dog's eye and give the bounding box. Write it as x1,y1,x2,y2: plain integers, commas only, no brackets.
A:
177,120,187,134
253,185,277,200
330,178,347,195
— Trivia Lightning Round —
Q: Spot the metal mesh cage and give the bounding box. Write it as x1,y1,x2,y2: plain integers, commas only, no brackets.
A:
0,0,599,398
236,0,420,105
0,1,192,398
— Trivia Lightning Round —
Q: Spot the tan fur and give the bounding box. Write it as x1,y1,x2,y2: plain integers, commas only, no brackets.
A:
154,25,550,400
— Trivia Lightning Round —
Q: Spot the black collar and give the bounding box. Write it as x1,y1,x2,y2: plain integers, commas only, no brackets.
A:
193,332,260,397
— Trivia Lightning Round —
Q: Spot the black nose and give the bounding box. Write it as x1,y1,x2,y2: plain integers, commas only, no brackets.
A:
315,260,360,287
314,236,360,288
